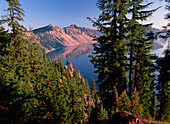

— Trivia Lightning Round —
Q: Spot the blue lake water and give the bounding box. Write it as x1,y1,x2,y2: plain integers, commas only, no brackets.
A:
46,44,98,84
47,43,167,85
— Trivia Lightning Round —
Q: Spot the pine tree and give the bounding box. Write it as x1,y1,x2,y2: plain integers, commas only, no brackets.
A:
88,0,129,116
1,0,92,123
118,90,132,112
0,0,38,122
0,0,55,122
1,0,26,36
85,79,90,95
90,79,96,101
127,0,159,118
0,27,11,56
67,76,85,123
131,88,143,115
154,2,170,121
156,46,170,121
58,58,64,76
87,101,92,121
127,0,159,98
97,103,108,121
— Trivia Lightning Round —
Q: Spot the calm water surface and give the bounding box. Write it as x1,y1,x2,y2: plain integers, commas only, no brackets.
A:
47,43,167,85
47,44,98,84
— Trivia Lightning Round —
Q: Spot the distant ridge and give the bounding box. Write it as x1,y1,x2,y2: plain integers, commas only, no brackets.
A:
29,24,102,52
25,24,164,52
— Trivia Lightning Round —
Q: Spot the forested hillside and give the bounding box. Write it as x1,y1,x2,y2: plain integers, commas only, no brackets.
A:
0,0,169,124
88,0,169,123
0,0,94,123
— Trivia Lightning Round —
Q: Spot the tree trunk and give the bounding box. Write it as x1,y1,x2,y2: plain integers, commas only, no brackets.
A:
114,86,119,110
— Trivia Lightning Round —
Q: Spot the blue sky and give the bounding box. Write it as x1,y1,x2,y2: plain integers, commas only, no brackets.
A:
0,0,169,29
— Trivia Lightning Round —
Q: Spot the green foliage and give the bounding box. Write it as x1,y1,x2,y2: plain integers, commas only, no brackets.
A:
1,0,27,35
119,90,132,112
131,88,143,115
90,79,96,101
1,0,169,123
89,0,129,116
87,101,92,120
119,89,143,115
0,1,88,123
96,103,108,121
156,47,170,121
127,0,159,100
89,0,158,119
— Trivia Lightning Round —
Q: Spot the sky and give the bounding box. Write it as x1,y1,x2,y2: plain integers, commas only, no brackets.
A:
0,0,169,30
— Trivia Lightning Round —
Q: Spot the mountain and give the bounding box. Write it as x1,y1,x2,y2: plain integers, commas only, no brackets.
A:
26,24,165,52
29,24,102,52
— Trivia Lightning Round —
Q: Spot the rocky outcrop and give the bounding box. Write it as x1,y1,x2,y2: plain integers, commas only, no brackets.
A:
64,62,95,120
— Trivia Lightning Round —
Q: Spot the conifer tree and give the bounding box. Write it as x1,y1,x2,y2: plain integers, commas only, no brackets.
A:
131,88,143,115
127,0,159,98
85,79,90,94
127,0,159,118
0,0,91,123
155,2,170,121
87,101,92,121
67,76,85,123
96,102,108,122
58,58,64,76
118,90,132,112
156,46,170,121
1,0,26,36
0,0,38,122
89,0,129,116
0,26,11,56
90,79,96,101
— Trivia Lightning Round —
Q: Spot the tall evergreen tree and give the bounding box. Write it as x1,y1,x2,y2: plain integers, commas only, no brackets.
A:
1,0,26,36
127,0,159,98
127,0,159,118
118,90,132,112
0,0,38,122
90,79,96,101
88,0,129,116
155,1,170,122
89,0,159,119
156,45,170,121
0,0,92,123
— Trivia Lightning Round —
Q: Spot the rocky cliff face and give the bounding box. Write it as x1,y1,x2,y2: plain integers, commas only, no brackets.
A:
30,24,102,51
64,62,95,121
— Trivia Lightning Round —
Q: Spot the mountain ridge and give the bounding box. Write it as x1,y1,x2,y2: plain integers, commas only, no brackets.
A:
29,24,102,52
25,24,164,53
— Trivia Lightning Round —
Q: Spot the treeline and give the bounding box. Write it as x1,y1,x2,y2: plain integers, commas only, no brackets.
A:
0,0,169,123
0,0,94,123
88,0,170,123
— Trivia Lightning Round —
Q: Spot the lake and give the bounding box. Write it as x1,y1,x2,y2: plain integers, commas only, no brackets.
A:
47,43,167,85
46,44,98,84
